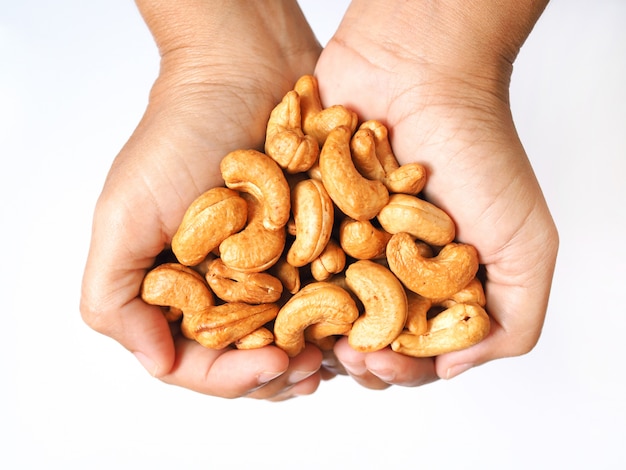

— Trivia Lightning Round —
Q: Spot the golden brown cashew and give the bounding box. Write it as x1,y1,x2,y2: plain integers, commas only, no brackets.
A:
391,303,490,357
345,260,408,352
294,75,358,145
433,277,486,308
182,302,279,350
377,193,456,246
234,327,274,350
387,233,479,299
205,258,283,304
404,291,432,335
274,282,359,357
268,257,301,295
339,217,391,260
310,239,346,281
219,193,285,273
265,90,319,173
319,126,389,221
286,178,334,267
141,263,215,322
171,188,247,266
351,125,426,195
220,149,290,231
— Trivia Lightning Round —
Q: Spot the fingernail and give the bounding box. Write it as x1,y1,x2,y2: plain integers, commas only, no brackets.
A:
288,369,317,385
445,363,474,380
134,352,160,377
257,371,284,384
370,368,396,382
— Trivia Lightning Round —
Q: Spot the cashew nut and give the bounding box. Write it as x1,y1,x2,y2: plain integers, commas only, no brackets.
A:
286,178,334,267
205,258,283,304
404,291,432,335
310,239,346,281
294,74,358,146
339,217,391,260
377,193,455,246
182,302,279,350
234,327,274,350
171,188,247,266
219,193,285,273
351,124,426,195
345,260,408,352
391,303,490,357
387,233,479,299
268,257,301,295
319,125,389,221
141,263,214,322
220,149,290,231
273,282,359,357
265,90,319,173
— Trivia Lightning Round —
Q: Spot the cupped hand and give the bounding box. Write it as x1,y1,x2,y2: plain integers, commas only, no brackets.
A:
314,4,558,389
80,1,325,400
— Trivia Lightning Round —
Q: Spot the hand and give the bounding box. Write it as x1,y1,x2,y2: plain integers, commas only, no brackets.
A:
314,0,558,389
80,0,326,401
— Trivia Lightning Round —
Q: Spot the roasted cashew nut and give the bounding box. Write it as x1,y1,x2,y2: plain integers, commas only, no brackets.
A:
219,193,285,273
182,302,279,350
265,90,319,173
141,263,215,322
294,74,358,146
339,217,391,260
234,327,274,350
345,260,408,352
377,193,456,246
220,149,291,231
273,282,359,357
268,257,301,295
391,303,490,357
310,239,346,281
286,178,334,267
387,233,479,299
351,124,426,195
320,125,389,221
171,187,247,266
205,258,283,304
404,291,432,335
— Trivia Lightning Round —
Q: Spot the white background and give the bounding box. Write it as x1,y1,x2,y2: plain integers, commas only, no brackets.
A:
1,1,625,468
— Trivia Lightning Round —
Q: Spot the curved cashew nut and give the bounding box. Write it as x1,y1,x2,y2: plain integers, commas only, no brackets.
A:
377,193,455,246
274,282,359,357
219,193,285,273
310,239,346,281
234,327,274,350
205,258,283,304
268,257,301,295
387,233,479,299
391,303,490,357
320,125,389,221
351,124,426,195
294,74,358,146
345,260,408,352
220,149,291,231
182,302,279,350
265,90,319,173
141,263,215,322
171,187,247,266
286,178,334,267
404,291,432,335
433,277,486,308
339,217,391,260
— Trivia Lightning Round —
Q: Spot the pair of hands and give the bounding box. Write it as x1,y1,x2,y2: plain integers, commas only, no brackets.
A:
80,0,558,401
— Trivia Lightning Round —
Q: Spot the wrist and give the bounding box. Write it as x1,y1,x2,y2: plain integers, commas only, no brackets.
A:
332,0,547,93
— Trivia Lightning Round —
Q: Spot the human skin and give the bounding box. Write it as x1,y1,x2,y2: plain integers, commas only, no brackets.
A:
80,0,326,401
314,0,559,389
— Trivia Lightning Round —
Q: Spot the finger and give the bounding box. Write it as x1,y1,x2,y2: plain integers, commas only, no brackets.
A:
245,343,323,400
333,338,390,390
160,340,290,399
265,373,323,402
362,347,438,387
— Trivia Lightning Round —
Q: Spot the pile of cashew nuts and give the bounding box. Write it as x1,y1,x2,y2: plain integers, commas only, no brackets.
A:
140,75,490,358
